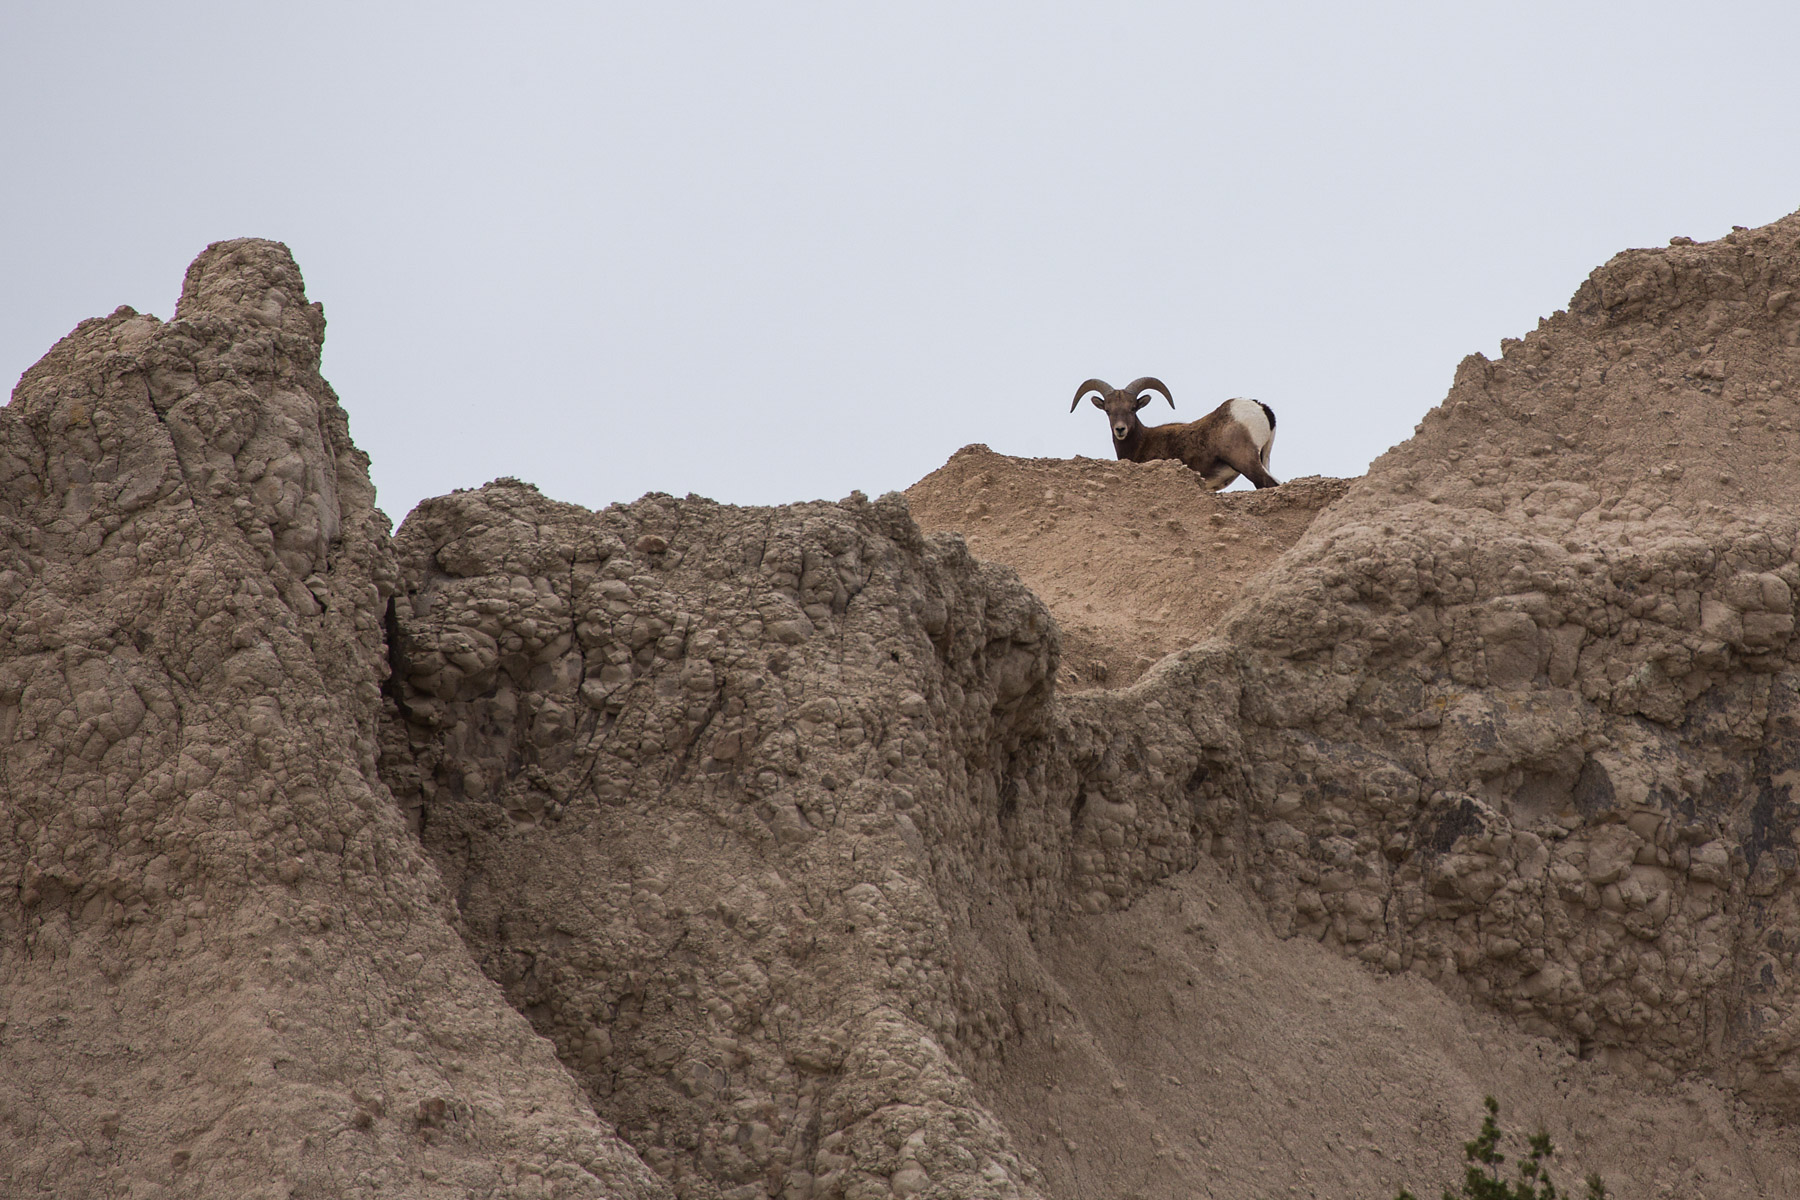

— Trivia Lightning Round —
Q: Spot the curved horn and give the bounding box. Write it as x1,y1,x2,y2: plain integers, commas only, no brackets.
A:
1125,376,1174,409
1070,378,1113,412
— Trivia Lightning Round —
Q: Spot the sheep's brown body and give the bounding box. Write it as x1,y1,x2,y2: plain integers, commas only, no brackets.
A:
1072,378,1279,490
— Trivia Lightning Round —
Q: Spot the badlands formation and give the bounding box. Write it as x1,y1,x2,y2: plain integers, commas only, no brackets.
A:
4,212,1800,1199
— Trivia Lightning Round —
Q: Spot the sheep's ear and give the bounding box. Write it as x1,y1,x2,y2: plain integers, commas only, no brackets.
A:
1133,394,1151,410
1090,395,1106,409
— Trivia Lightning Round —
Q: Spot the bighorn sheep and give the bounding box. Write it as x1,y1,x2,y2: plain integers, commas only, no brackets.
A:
1070,377,1279,490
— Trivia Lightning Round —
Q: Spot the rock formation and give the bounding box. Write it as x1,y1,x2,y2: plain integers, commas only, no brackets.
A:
9,211,1800,1198
1210,215,1800,1104
382,480,1067,1198
378,211,1800,1197
0,242,663,1198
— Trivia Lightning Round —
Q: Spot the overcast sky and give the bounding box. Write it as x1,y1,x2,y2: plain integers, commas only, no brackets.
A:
5,2,1798,527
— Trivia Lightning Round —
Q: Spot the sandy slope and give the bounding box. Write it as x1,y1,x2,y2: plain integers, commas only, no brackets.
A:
978,857,1799,1199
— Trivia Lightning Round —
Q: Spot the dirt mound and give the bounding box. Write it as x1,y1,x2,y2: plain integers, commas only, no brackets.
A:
905,447,1349,688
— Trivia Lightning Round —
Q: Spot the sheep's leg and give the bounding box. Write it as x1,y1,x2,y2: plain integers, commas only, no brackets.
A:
1239,461,1281,488
1219,429,1280,489
1196,461,1240,490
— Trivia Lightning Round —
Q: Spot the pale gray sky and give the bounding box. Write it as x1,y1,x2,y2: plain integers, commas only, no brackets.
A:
6,2,1798,527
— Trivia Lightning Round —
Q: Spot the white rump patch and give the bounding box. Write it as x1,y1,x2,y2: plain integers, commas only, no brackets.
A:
1227,397,1274,459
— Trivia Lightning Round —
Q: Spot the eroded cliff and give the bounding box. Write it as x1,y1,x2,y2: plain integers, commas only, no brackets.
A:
378,211,1800,1198
9,212,1800,1199
0,242,663,1199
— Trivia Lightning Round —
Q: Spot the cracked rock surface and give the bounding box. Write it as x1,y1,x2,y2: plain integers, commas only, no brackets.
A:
0,241,664,1199
13,209,1800,1200
384,481,1070,1199
380,209,1800,1198
1202,211,1800,1107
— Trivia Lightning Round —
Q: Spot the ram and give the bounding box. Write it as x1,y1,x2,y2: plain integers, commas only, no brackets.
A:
1071,377,1279,490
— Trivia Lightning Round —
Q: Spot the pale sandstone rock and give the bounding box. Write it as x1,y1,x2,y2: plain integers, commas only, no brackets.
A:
0,242,665,1199
13,209,1800,1199
383,480,1063,1198
1195,211,1800,1113
379,210,1800,1194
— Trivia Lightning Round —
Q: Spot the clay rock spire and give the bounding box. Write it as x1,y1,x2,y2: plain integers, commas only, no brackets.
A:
0,240,666,1198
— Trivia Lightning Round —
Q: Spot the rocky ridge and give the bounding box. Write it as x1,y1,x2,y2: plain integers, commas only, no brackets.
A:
6,212,1800,1198
382,478,1070,1199
378,211,1800,1198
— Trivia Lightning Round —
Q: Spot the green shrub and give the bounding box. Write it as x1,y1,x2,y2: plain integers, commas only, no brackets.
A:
1394,1096,1608,1200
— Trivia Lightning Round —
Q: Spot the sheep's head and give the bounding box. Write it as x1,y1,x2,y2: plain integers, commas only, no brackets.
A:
1070,377,1174,442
